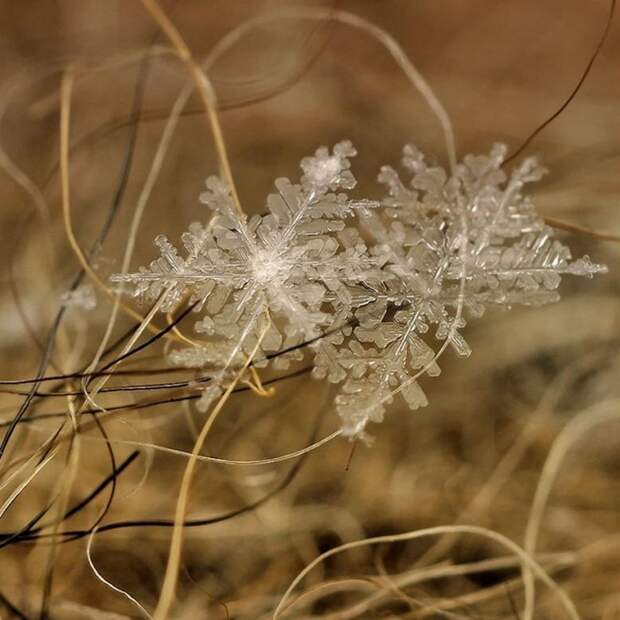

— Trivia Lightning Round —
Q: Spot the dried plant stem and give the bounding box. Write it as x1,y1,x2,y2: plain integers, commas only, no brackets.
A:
207,6,457,173
0,447,58,520
87,525,153,619
85,429,342,467
140,0,244,216
329,552,575,619
273,524,578,620
36,397,82,617
0,78,57,270
522,398,620,620
416,352,605,567
543,216,620,243
153,312,272,619
59,67,185,343
82,59,197,407
505,0,616,165
204,6,620,247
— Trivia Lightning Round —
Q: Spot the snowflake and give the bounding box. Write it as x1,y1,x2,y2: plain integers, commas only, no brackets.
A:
111,141,382,410
312,143,607,439
61,283,97,311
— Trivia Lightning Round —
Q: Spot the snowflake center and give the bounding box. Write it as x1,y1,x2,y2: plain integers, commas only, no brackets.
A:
250,250,286,286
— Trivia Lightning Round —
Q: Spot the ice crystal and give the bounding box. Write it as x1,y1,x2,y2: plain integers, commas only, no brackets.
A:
112,142,606,433
111,141,382,409
312,143,606,439
61,283,96,311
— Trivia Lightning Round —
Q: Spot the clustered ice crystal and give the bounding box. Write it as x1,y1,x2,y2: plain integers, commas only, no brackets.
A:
112,142,606,440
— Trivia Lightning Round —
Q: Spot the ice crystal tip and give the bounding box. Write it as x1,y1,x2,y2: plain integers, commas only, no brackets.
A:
300,140,357,192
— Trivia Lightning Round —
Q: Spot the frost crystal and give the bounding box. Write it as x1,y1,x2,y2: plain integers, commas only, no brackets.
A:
112,142,606,434
61,283,96,311
111,141,381,409
312,143,606,439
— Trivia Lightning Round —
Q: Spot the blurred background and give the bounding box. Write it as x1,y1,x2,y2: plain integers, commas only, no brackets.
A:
0,1,619,618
